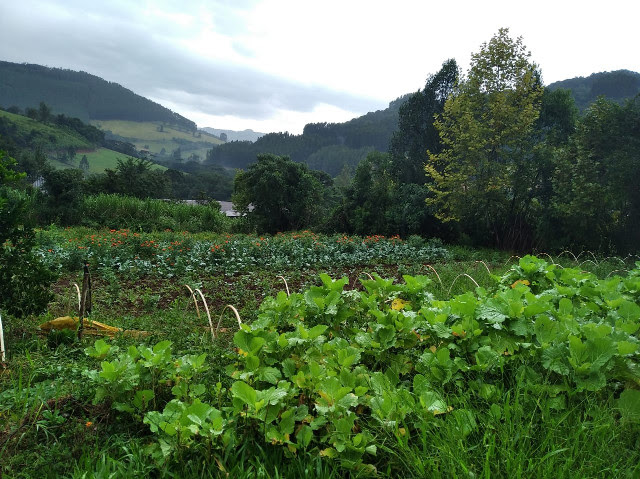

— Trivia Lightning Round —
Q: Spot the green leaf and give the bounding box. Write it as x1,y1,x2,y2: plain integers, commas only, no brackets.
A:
617,340,638,356
542,344,570,375
231,381,257,406
618,389,640,423
256,366,281,384
297,424,313,448
282,358,297,378
534,315,559,345
308,325,328,339
477,298,507,327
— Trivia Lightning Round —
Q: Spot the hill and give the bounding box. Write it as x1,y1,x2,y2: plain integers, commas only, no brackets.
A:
93,120,223,162
547,70,640,111
0,109,166,174
0,60,196,130
200,127,265,142
0,109,93,151
205,94,410,176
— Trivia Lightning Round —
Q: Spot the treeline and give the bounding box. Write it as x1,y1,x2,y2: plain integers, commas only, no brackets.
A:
2,155,231,226
234,31,640,254
548,69,640,111
205,95,409,175
0,61,196,130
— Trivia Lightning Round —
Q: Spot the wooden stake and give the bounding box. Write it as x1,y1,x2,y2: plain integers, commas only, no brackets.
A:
78,263,92,340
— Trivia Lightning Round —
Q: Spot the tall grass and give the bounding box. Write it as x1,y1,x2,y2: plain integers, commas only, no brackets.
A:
81,194,231,233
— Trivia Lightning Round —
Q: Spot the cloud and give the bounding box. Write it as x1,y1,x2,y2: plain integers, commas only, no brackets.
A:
0,0,384,130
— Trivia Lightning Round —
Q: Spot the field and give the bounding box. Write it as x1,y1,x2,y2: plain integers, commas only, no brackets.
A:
0,110,92,151
1,228,639,478
91,120,223,159
48,147,167,174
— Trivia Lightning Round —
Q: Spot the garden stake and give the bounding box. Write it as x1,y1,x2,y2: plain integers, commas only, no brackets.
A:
352,271,374,288
579,259,599,268
194,288,215,342
536,252,555,264
184,284,201,318
423,264,443,287
448,273,480,296
602,256,627,265
606,269,629,278
78,263,92,340
0,312,5,364
72,283,81,310
475,260,492,275
557,250,578,262
276,275,290,297
503,255,521,267
216,305,242,337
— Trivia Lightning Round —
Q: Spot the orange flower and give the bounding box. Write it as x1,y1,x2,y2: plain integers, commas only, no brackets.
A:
85,421,93,427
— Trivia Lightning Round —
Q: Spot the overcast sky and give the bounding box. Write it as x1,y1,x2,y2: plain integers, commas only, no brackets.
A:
1,0,638,133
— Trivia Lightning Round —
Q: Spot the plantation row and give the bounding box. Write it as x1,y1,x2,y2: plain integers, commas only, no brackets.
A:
35,228,451,276
47,257,640,474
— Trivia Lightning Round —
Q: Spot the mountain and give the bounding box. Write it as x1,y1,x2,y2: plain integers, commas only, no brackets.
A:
547,70,640,111
205,94,411,176
0,61,225,162
0,60,196,130
200,127,265,142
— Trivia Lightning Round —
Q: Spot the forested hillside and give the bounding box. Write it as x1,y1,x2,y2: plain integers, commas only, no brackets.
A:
547,69,640,110
0,61,196,129
205,95,410,176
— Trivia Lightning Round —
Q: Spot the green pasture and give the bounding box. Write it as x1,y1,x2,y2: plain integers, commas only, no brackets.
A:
0,110,92,150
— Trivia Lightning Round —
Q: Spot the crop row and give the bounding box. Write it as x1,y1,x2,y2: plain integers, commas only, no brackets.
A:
35,229,450,276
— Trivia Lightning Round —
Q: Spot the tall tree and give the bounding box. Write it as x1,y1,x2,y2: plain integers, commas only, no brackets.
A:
389,59,458,184
425,28,543,249
552,96,640,252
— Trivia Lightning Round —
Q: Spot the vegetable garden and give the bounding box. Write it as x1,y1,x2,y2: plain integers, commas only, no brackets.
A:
1,228,639,478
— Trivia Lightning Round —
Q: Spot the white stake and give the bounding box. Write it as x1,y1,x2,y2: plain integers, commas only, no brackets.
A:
0,312,5,363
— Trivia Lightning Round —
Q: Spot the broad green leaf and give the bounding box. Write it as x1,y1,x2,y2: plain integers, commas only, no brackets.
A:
617,340,638,355
618,389,640,423
231,381,257,406
297,425,313,448
542,344,570,375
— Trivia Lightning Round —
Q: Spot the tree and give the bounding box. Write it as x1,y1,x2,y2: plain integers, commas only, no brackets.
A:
552,96,640,252
38,101,52,123
425,28,543,249
0,150,56,315
233,154,328,233
339,152,395,235
390,59,458,184
219,132,228,142
79,154,90,172
42,168,85,224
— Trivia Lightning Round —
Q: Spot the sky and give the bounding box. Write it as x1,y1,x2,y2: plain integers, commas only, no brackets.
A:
1,0,638,134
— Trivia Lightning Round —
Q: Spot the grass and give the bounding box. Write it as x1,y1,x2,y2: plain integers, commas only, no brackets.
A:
2,232,639,478
79,194,229,231
49,148,167,174
0,110,92,151
90,120,222,157
80,148,166,173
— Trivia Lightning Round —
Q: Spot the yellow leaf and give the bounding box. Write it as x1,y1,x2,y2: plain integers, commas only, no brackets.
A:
510,279,530,288
433,406,454,416
391,298,410,310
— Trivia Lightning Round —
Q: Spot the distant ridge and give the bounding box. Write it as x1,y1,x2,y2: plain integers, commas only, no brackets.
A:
200,127,265,142
547,69,640,111
0,60,196,130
